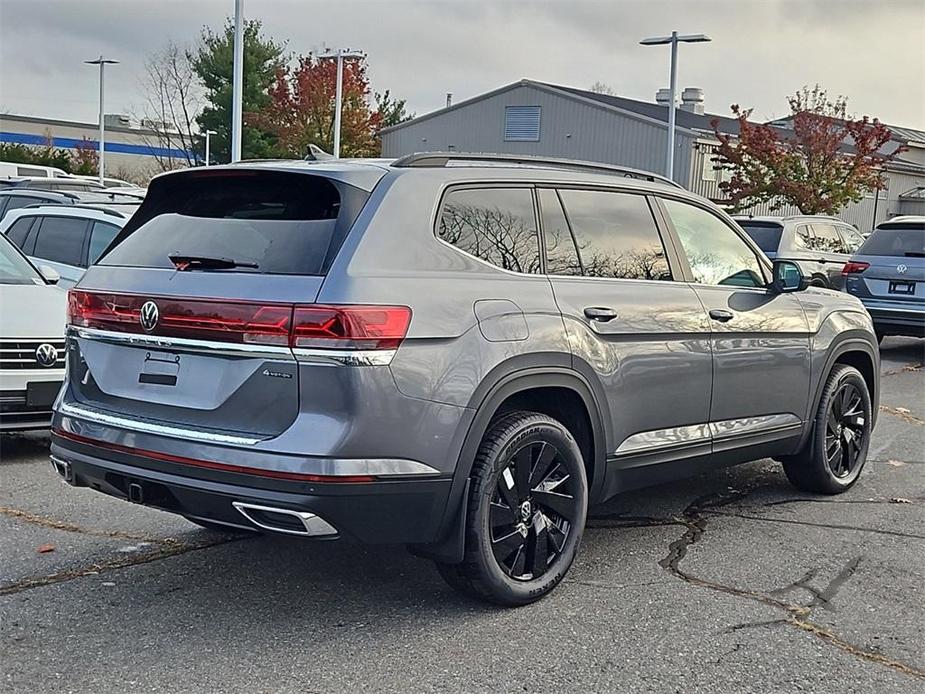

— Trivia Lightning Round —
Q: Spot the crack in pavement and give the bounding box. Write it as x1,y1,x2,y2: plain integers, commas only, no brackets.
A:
880,405,925,425
0,505,168,543
656,486,925,679
707,510,925,540
763,496,925,507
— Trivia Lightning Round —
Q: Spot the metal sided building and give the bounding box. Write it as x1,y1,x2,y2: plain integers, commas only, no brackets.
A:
380,79,925,230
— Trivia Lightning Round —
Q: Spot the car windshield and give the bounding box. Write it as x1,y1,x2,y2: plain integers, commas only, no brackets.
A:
858,228,925,257
737,222,783,253
0,234,42,284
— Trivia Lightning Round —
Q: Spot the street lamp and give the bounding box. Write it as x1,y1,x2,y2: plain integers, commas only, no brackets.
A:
640,31,711,182
84,56,119,185
204,130,217,166
231,0,244,162
318,48,365,158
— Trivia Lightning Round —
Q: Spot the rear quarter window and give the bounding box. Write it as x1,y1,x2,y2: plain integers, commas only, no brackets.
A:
100,170,369,275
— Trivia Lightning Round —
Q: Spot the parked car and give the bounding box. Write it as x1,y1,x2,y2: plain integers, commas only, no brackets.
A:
0,177,106,192
0,161,70,179
0,206,128,288
0,189,79,220
0,233,66,432
72,174,136,188
841,215,925,340
735,215,867,288
50,154,880,605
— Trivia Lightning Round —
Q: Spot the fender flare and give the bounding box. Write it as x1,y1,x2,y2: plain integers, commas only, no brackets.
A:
410,358,609,563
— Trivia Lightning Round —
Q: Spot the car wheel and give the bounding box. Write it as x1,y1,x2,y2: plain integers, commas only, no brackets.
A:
809,277,828,288
436,411,588,606
782,365,872,494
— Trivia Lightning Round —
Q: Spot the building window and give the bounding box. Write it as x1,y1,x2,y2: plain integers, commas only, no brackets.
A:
504,106,541,142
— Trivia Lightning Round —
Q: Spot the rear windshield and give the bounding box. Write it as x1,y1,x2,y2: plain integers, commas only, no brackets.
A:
737,222,783,253
100,170,369,275
858,229,925,257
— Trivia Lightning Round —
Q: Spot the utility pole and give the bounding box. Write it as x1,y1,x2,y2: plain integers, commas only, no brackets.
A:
84,56,118,184
318,48,365,158
640,31,711,182
231,0,244,162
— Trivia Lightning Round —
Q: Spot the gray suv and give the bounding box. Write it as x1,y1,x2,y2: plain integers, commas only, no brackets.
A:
735,215,867,288
50,154,880,605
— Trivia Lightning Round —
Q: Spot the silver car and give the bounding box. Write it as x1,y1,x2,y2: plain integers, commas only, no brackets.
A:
50,154,880,605
841,215,925,340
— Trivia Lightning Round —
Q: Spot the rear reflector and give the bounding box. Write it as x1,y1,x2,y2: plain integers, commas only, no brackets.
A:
52,428,377,483
841,261,870,275
67,290,411,351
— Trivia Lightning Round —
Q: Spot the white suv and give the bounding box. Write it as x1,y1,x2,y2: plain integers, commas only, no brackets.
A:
0,206,129,288
0,234,66,431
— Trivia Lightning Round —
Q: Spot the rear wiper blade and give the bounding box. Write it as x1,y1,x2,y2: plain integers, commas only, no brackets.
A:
168,253,259,270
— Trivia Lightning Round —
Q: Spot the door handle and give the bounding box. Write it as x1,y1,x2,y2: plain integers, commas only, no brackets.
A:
709,309,734,322
584,307,618,322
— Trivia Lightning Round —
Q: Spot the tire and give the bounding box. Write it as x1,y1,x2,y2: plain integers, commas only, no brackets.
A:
436,411,588,606
809,277,828,288
782,365,872,494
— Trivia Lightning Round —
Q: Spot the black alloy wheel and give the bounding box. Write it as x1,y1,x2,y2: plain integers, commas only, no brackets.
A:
824,380,868,479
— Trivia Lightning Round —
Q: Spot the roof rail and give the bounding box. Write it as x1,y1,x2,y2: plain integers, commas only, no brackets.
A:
391,152,683,189
23,203,129,218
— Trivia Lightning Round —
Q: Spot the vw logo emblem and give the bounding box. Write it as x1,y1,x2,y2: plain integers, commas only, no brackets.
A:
139,301,159,333
35,343,58,368
897,264,907,274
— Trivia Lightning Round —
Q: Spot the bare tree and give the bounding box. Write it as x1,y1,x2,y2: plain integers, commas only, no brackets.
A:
137,41,203,171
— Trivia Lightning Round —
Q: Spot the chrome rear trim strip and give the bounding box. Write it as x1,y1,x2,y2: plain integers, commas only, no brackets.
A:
68,326,294,359
292,347,397,366
57,401,265,446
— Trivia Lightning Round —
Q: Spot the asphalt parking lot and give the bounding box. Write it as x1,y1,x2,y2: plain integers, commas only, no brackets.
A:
1,338,923,694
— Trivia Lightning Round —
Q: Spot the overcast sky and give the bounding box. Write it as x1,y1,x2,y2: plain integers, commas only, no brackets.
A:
1,0,923,129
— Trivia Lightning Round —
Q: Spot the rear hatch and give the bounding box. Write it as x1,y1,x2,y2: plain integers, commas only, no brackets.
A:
845,225,925,302
65,166,380,439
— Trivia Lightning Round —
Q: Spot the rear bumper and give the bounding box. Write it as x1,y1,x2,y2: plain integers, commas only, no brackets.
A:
859,300,925,336
50,433,454,544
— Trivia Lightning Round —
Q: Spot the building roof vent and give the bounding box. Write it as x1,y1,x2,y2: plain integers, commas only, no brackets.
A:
680,87,705,115
655,88,672,107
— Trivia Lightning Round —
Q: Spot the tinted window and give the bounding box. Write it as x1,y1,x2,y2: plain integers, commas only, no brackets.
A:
88,221,120,264
1,195,42,217
558,190,671,280
838,225,866,254
32,217,88,265
810,223,846,253
5,216,34,248
738,222,783,253
0,235,42,284
663,199,765,287
438,188,540,273
102,171,363,276
858,229,925,257
539,189,581,275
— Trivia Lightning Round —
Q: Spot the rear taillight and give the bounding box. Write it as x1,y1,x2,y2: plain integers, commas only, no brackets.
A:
841,261,870,275
291,305,412,350
67,291,411,351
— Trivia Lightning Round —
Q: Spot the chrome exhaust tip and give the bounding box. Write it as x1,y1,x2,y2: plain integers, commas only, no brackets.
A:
50,455,73,483
231,501,337,537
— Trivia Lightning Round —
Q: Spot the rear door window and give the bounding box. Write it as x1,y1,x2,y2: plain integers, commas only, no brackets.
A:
31,216,90,266
101,171,366,275
557,189,671,280
88,221,121,264
810,223,847,253
438,187,541,273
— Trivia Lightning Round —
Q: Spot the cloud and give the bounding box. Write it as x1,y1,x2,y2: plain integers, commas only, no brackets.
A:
1,0,922,128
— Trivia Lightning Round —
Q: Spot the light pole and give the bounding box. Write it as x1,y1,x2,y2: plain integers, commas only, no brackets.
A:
231,0,244,162
640,31,711,182
84,56,119,185
318,48,365,158
204,130,217,166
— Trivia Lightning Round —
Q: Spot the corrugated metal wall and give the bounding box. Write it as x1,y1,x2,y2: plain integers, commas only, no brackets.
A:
690,141,925,230
381,84,692,185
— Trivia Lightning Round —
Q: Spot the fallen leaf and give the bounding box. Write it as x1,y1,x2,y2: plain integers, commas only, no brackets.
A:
37,543,55,554
896,407,911,414
885,460,906,467
890,497,912,504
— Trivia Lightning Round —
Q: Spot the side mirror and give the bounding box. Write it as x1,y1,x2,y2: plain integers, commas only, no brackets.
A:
39,265,60,285
770,260,807,294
